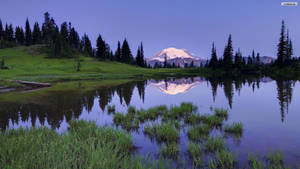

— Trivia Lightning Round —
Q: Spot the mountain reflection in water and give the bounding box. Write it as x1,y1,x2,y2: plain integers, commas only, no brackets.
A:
0,77,295,130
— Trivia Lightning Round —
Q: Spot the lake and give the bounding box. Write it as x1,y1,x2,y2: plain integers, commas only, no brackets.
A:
1,76,300,168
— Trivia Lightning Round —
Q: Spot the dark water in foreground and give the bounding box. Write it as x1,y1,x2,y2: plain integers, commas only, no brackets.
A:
1,77,300,167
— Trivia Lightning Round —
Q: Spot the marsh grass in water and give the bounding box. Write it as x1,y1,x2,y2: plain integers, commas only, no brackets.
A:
204,135,226,153
150,123,179,143
214,108,228,120
160,143,179,158
0,120,172,169
224,122,243,138
188,142,204,168
187,124,211,141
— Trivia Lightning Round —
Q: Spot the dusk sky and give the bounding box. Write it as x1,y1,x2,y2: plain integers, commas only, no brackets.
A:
0,0,299,58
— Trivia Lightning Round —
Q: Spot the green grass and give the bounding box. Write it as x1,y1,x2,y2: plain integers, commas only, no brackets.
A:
0,120,146,169
214,150,236,169
147,123,179,144
188,142,204,167
224,122,243,138
204,135,226,153
187,124,211,141
201,114,224,127
160,143,179,158
214,108,228,120
0,46,203,87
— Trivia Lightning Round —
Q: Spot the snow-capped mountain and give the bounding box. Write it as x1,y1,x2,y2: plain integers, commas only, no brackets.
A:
149,77,205,95
147,47,207,68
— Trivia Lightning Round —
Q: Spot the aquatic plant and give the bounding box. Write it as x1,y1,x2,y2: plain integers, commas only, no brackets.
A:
188,142,204,160
143,124,155,138
214,150,236,169
160,143,179,158
184,113,202,125
247,154,263,169
214,108,228,120
201,114,224,128
224,122,243,137
152,123,179,143
204,135,226,152
187,124,211,141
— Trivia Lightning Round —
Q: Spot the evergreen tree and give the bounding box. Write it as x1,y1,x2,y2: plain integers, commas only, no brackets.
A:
42,12,56,44
277,20,286,66
121,39,132,63
163,56,167,68
140,42,145,67
82,34,93,56
286,30,293,61
7,24,14,42
25,18,32,46
256,53,260,64
223,34,234,69
234,48,242,68
136,42,145,67
115,41,121,61
190,61,194,68
15,26,25,45
32,22,41,44
60,22,69,43
209,42,218,68
96,34,106,59
136,46,141,66
69,27,80,49
0,19,3,40
247,56,252,65
252,50,256,64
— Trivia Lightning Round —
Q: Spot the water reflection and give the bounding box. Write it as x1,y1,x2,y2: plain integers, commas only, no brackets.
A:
0,76,296,130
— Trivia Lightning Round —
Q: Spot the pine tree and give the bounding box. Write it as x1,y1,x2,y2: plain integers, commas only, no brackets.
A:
25,18,32,46
223,34,234,69
286,30,293,61
209,42,218,69
0,19,3,40
190,61,194,68
247,56,252,65
164,56,167,68
136,46,141,66
121,39,132,63
96,34,106,59
115,41,121,61
136,42,145,67
42,12,56,44
252,50,256,64
140,42,145,67
15,26,25,45
234,48,242,68
7,24,14,42
256,53,260,64
69,27,80,49
60,22,69,43
32,22,41,44
277,20,286,66
82,34,93,56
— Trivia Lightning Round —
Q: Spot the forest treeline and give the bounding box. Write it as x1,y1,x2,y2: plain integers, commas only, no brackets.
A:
206,21,299,72
0,12,147,67
0,13,299,72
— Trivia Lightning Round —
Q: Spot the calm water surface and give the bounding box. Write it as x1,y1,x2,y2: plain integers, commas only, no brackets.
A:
1,77,300,167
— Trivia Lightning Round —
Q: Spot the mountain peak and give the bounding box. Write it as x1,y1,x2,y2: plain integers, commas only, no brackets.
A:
151,47,195,62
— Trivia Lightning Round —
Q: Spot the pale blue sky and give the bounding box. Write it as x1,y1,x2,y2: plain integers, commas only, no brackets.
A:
0,0,299,58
